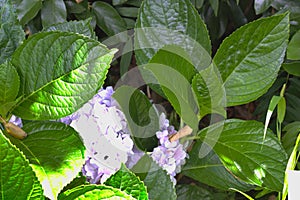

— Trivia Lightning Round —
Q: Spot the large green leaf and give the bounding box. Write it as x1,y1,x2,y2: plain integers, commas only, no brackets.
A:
134,0,211,66
131,155,176,200
58,185,133,200
92,1,127,36
12,0,42,26
182,144,254,191
7,121,85,200
41,0,67,28
0,62,20,104
105,164,148,200
0,0,25,64
213,13,289,106
287,29,300,60
197,119,288,191
10,31,116,120
0,131,44,199
113,86,159,151
44,18,96,39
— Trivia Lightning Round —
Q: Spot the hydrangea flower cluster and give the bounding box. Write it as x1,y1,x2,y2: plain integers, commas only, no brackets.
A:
150,113,188,185
60,86,134,184
9,86,188,185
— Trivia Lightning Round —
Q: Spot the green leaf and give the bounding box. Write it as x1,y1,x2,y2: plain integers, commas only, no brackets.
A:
282,61,300,76
12,0,42,26
116,7,139,18
41,0,67,28
58,185,134,200
176,184,235,200
0,62,20,104
182,143,254,191
64,0,87,14
92,1,127,36
105,164,148,200
254,0,274,14
197,119,288,191
192,64,226,118
131,154,177,200
213,13,289,106
113,0,128,6
10,31,116,120
142,62,199,130
287,30,300,60
0,0,25,64
43,18,96,39
7,121,86,200
134,0,211,66
113,86,159,151
209,0,219,16
0,131,44,199
282,121,300,155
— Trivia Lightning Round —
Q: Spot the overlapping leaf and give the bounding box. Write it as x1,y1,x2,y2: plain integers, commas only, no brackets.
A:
7,121,86,200
0,131,44,199
197,119,288,191
135,0,211,67
182,144,254,191
11,31,116,120
58,185,133,200
0,0,25,64
105,164,148,200
132,155,176,200
213,13,289,106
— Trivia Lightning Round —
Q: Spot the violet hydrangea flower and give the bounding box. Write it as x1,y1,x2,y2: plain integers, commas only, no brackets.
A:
60,86,134,184
150,113,188,185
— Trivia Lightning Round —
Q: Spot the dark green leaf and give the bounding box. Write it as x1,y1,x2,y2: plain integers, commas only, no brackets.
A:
213,13,289,106
41,0,67,28
58,185,133,200
254,0,274,14
282,62,300,76
197,119,288,191
117,7,139,18
12,0,42,26
192,64,226,118
0,0,25,64
135,0,211,66
113,86,159,151
7,121,85,199
287,30,300,60
182,143,254,191
113,0,128,6
126,0,143,7
105,164,148,200
209,0,219,16
0,62,20,104
176,184,235,200
131,154,177,200
11,31,116,120
92,1,127,36
43,18,96,39
0,131,44,199
142,60,199,129
64,0,88,14
282,121,300,155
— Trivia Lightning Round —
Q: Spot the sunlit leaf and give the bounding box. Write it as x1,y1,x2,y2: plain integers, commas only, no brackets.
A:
11,31,116,120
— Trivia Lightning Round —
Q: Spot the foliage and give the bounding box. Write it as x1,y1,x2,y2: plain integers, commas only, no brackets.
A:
1,0,300,199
